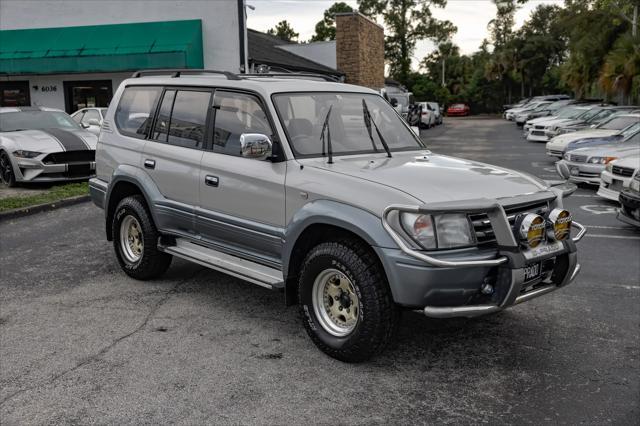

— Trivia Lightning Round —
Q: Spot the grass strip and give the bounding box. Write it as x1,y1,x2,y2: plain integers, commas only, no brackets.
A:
0,182,89,212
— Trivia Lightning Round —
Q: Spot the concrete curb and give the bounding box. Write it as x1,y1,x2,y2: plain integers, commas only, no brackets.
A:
0,195,91,222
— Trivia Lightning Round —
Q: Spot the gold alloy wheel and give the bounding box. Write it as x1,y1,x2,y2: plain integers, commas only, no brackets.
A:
119,215,144,263
312,268,360,337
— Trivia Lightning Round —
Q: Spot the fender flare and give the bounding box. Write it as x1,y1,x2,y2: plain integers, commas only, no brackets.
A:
282,199,398,280
105,165,163,238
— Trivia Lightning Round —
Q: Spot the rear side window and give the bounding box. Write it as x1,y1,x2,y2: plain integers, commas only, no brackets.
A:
115,86,162,138
167,90,211,149
151,90,176,142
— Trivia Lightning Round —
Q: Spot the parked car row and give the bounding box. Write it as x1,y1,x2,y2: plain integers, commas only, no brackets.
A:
502,98,640,228
415,102,443,128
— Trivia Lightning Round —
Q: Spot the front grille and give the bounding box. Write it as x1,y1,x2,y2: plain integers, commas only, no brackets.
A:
534,125,545,130
470,200,550,246
548,150,563,156
612,165,635,177
43,150,95,164
569,154,587,163
531,130,546,136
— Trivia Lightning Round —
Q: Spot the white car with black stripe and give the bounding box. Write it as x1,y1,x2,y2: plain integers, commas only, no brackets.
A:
0,107,97,186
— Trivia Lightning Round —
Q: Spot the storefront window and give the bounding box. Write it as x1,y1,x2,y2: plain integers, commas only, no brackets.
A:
0,81,31,107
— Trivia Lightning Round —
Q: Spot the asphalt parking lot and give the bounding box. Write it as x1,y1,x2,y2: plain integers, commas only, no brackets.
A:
1,117,638,424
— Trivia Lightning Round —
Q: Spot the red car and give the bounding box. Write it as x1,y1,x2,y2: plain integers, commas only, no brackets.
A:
446,103,470,116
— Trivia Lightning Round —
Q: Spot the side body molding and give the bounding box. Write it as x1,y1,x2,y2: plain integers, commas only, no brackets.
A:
281,199,398,280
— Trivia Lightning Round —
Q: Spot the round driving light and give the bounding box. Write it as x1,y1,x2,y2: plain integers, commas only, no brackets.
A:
518,214,546,248
548,208,572,241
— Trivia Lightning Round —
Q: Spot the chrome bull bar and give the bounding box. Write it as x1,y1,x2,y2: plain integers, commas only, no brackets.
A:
382,199,586,269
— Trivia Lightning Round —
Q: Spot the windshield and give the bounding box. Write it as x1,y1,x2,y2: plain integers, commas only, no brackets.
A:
598,116,639,130
546,100,570,111
588,109,615,123
576,107,602,121
556,107,588,119
0,110,80,132
273,92,425,157
620,122,640,138
532,103,550,111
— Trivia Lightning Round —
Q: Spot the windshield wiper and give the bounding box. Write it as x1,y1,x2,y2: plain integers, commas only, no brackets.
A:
320,105,334,164
362,99,392,158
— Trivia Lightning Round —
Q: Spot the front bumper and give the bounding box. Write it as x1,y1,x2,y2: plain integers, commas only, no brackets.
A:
555,160,602,185
617,189,640,227
527,131,550,142
12,155,95,183
597,170,632,201
380,199,585,317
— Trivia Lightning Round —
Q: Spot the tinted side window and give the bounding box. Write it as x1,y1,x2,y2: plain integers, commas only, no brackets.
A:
151,90,176,142
166,90,211,149
115,86,162,138
213,91,273,157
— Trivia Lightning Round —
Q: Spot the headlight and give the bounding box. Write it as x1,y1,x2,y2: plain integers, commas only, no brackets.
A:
563,153,570,161
13,150,42,158
547,209,572,241
606,162,614,172
400,213,475,250
587,156,617,164
516,213,546,248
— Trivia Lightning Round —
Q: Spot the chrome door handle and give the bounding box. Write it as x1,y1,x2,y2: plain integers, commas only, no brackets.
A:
144,159,156,169
205,175,219,187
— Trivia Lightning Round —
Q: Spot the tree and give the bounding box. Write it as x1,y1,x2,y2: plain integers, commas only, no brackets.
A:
358,0,456,85
266,20,299,42
310,2,353,42
599,32,640,104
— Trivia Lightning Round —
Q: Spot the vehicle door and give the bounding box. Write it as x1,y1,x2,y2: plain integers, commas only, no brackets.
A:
198,89,286,265
143,87,212,237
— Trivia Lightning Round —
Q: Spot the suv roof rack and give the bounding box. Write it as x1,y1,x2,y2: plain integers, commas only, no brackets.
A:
240,73,340,83
131,69,241,80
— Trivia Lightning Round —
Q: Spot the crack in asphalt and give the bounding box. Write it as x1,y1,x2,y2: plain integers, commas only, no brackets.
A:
0,268,204,408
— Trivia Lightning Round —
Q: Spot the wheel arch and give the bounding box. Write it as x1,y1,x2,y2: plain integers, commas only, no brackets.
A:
282,200,397,305
105,168,160,241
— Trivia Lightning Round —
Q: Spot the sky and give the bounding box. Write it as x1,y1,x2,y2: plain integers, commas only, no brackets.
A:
247,0,561,68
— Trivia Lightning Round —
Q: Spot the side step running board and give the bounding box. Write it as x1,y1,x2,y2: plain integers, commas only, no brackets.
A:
161,239,284,290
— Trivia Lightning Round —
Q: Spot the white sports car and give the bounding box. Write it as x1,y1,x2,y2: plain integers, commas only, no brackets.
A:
0,107,97,186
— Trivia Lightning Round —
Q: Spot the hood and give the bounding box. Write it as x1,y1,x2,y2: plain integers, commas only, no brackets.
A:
569,142,640,159
535,118,575,128
527,115,559,125
611,154,640,170
300,151,550,205
567,135,622,152
548,129,620,149
0,128,97,153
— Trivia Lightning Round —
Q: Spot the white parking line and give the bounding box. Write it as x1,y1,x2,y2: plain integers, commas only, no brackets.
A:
584,234,640,240
585,225,634,230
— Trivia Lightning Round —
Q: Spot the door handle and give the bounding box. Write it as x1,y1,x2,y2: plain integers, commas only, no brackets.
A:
205,175,219,187
144,159,156,169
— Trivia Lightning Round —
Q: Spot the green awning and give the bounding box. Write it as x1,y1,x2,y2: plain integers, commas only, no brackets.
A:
0,20,204,75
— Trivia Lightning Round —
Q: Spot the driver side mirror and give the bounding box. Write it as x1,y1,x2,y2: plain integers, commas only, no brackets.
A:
240,133,273,160
390,97,399,108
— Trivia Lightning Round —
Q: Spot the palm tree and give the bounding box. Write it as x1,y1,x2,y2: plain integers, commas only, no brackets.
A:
599,33,640,104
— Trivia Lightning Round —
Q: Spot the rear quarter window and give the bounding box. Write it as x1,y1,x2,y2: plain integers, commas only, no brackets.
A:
115,86,162,138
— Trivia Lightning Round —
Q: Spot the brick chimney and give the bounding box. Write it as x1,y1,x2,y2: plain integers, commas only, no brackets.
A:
336,12,384,89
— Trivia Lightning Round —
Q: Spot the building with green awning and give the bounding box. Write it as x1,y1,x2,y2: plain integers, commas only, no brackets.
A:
0,0,243,112
0,20,204,75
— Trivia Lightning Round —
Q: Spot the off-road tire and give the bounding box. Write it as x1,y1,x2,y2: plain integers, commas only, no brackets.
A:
112,195,171,280
0,150,17,187
298,240,399,362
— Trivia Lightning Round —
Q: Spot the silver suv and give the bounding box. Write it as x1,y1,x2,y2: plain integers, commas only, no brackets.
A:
90,70,585,362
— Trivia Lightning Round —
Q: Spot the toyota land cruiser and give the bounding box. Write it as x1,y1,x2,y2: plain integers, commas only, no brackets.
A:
90,70,585,362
